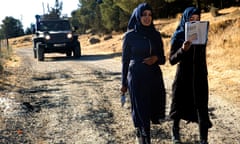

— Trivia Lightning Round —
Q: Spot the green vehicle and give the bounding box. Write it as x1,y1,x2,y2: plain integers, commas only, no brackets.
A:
32,15,81,61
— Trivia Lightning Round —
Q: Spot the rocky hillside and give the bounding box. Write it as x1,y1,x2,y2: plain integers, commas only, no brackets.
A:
6,6,240,106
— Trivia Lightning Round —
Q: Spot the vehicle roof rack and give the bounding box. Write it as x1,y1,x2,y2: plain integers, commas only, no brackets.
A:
35,14,69,21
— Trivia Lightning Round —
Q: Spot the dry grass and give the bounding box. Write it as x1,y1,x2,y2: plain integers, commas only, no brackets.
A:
206,7,240,104
5,6,240,106
157,6,240,105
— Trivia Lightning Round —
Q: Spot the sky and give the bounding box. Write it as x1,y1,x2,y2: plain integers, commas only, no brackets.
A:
0,0,80,30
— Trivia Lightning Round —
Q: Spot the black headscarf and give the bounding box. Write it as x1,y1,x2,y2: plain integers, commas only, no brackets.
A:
127,3,163,50
127,3,155,32
171,7,201,45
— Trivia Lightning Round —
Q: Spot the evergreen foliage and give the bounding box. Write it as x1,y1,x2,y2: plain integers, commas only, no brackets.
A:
1,0,239,37
0,0,64,38
69,0,239,34
0,16,24,39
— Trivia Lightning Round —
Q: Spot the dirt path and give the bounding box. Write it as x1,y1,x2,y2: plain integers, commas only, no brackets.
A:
0,47,240,144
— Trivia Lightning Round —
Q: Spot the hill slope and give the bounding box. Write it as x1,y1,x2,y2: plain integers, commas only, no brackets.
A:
7,6,240,106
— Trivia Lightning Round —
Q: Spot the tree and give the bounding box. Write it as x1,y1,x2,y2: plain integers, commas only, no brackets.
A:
100,0,122,32
73,0,105,34
0,16,24,39
45,0,63,18
70,0,239,34
195,0,201,8
25,27,33,35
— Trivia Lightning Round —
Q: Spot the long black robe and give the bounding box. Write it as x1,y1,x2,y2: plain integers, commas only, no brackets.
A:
169,7,211,124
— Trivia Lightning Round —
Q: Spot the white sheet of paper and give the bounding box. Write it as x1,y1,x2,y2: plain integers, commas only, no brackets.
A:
185,21,209,45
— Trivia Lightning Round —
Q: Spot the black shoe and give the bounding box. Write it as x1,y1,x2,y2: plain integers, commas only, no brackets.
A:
135,127,150,144
172,139,182,144
152,117,169,124
172,127,181,144
136,136,142,144
208,120,213,129
200,140,208,144
136,136,150,144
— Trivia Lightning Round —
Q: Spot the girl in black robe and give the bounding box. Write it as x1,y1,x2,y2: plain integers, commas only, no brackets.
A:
169,7,212,144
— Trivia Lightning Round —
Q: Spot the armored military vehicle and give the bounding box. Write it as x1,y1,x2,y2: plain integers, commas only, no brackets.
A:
32,15,81,61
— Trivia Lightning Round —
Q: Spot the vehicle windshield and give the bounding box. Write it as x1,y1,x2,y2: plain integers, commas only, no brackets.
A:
39,20,71,31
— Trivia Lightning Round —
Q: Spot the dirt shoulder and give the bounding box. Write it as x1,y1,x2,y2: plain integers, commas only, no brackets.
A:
1,7,240,143
0,45,239,143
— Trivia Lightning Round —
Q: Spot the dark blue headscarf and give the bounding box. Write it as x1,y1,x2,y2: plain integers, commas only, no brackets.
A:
128,3,163,57
171,7,201,45
127,3,162,49
127,3,154,30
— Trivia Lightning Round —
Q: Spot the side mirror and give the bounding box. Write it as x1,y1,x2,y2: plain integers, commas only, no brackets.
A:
31,24,36,34
73,26,79,31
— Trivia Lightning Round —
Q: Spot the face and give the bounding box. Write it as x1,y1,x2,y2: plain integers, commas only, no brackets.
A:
140,10,152,26
189,14,200,21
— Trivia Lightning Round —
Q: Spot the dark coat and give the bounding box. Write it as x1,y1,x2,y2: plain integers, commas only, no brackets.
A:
121,3,166,128
122,29,166,128
169,7,210,123
169,44,208,122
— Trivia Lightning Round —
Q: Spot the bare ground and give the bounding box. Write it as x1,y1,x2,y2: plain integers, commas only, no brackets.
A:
1,6,240,144
0,43,239,144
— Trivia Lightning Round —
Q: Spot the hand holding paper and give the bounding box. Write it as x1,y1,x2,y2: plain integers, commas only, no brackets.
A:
182,41,192,51
185,21,209,45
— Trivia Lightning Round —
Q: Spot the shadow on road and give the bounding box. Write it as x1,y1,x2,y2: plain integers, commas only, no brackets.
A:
43,52,122,62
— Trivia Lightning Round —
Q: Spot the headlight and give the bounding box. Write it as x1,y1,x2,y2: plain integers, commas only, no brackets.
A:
67,33,73,39
45,35,50,40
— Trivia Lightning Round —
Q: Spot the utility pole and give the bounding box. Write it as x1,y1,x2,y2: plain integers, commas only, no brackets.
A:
42,2,45,14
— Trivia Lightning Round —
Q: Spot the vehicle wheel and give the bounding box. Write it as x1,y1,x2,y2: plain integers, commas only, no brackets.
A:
37,43,44,61
33,48,37,58
33,42,41,58
66,50,72,57
73,42,81,57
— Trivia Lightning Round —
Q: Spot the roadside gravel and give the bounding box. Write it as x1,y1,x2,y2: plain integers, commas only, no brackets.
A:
0,47,239,144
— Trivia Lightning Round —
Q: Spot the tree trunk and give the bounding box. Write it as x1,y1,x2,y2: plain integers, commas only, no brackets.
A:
195,0,201,9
